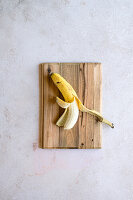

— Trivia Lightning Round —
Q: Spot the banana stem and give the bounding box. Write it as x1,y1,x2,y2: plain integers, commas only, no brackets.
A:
48,68,53,76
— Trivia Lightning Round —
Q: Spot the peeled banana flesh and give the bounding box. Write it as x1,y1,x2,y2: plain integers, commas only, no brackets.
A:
56,97,79,129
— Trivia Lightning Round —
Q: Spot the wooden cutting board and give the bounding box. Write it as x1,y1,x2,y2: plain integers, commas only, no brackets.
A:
39,63,102,149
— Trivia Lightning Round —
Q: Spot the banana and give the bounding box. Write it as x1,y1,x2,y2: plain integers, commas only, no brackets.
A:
50,72,114,129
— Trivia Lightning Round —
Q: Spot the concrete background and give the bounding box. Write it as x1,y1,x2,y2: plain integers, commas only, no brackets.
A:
0,0,133,199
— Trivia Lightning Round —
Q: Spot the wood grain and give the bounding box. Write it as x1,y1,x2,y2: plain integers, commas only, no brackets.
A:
38,64,43,148
39,63,102,149
78,63,94,149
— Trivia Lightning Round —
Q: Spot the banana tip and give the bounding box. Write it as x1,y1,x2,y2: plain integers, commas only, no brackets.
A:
111,123,114,128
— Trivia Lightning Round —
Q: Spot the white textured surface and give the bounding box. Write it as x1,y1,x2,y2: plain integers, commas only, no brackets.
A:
0,0,133,199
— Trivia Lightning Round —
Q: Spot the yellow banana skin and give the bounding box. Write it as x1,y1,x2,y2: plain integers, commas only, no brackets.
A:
50,72,114,128
51,73,77,102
